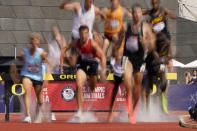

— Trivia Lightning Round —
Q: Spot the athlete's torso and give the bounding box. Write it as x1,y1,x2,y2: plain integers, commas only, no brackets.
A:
123,22,144,59
72,3,95,40
76,39,99,61
105,5,123,34
149,7,167,33
20,48,44,81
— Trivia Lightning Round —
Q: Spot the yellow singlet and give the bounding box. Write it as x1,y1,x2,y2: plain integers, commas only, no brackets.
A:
105,5,123,35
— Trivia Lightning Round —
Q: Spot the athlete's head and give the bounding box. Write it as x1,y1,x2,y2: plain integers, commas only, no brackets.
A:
152,0,160,10
111,0,120,9
132,4,143,23
79,25,89,43
85,0,93,9
30,32,41,48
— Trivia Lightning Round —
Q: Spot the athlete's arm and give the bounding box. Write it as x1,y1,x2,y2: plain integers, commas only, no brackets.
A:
41,50,48,63
60,1,80,13
61,37,77,66
18,50,25,61
163,8,176,19
101,7,108,16
95,6,106,20
91,40,106,71
142,22,156,52
55,34,67,50
122,7,132,19
142,10,149,15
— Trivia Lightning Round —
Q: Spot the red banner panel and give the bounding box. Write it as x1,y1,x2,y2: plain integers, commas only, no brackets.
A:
42,82,127,111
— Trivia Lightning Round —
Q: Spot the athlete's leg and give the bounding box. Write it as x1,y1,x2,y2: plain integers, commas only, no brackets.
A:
34,84,43,116
160,71,169,114
103,38,110,55
76,69,87,113
103,33,119,56
123,60,134,123
108,75,122,122
22,77,33,117
112,33,121,57
145,74,153,113
88,75,97,92
133,71,144,110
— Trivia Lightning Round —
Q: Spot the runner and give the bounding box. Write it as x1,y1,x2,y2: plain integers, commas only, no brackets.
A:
143,0,176,40
102,0,132,57
46,26,66,74
122,4,155,123
107,39,125,122
19,32,47,123
60,0,105,67
145,32,172,114
61,25,106,120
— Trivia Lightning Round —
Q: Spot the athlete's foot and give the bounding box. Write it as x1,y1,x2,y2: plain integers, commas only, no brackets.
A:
108,112,113,122
133,102,139,122
128,113,136,124
73,110,84,122
75,110,83,117
23,116,31,123
161,92,168,114
51,113,56,121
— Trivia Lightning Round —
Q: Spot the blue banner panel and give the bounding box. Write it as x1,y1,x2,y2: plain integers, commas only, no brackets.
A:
168,84,197,110
0,84,4,113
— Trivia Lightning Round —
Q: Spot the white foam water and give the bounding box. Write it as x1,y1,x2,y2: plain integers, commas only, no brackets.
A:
110,97,178,123
68,111,98,123
34,102,52,123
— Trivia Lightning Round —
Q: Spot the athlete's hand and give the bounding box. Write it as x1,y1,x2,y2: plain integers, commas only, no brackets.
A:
140,63,146,72
60,0,68,9
160,64,165,72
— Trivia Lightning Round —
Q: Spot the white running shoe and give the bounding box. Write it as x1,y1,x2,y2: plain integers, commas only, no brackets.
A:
51,113,56,121
23,116,31,123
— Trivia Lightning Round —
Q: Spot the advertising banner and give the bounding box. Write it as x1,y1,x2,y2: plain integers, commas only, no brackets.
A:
42,82,127,111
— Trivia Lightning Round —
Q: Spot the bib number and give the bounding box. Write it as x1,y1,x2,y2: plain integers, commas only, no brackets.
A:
126,36,139,52
109,20,120,30
153,21,165,32
27,65,41,73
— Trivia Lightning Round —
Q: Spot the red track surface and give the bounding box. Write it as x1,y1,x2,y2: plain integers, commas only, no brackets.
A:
0,112,194,131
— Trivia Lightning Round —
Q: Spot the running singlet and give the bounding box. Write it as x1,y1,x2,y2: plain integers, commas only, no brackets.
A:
105,5,123,35
123,23,145,71
71,3,95,40
76,39,99,62
149,8,167,33
20,48,44,81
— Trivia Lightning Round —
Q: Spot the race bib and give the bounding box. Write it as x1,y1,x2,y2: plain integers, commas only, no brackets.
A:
27,65,41,73
126,36,139,52
153,21,165,32
109,20,120,30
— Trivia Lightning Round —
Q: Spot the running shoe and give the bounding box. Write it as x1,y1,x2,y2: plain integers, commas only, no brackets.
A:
23,116,31,123
161,92,168,114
